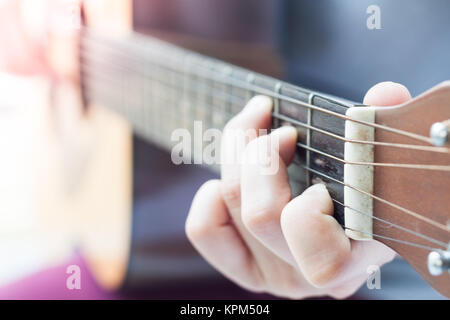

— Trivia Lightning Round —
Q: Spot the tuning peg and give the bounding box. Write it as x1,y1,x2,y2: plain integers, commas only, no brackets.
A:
430,121,449,146
427,250,450,276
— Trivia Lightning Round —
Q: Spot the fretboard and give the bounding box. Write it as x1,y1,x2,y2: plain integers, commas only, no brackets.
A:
80,28,357,225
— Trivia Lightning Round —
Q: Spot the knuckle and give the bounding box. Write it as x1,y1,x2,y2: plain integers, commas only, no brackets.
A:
280,200,299,227
304,256,346,288
245,134,271,154
242,204,276,234
220,178,241,205
242,195,290,236
245,135,263,151
242,136,266,164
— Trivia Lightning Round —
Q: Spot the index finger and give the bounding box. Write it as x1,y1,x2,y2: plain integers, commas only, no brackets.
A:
220,95,273,213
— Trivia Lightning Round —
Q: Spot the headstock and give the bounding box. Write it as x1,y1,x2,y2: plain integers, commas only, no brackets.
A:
372,81,450,297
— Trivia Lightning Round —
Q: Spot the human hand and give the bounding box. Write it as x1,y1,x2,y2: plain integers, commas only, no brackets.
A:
0,0,81,76
186,81,411,299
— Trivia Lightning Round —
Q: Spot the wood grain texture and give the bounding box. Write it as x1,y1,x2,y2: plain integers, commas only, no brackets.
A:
373,81,450,298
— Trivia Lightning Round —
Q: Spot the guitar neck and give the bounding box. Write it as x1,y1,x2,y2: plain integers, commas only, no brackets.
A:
80,28,357,225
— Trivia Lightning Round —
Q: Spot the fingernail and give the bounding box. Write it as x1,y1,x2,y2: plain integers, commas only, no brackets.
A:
302,183,327,196
242,95,272,115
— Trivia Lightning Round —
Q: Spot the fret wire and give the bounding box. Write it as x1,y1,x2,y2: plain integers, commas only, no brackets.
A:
224,66,234,120
273,82,282,129
183,54,192,138
246,73,256,102
157,63,165,144
306,93,315,187
212,67,227,128
204,59,214,132
173,56,184,137
81,33,436,146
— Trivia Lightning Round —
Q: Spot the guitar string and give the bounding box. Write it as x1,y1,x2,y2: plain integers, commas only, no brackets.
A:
79,52,448,154
85,34,436,146
82,72,450,235
296,141,449,171
81,31,447,147
272,113,448,153
81,58,449,159
329,198,447,248
81,32,446,149
342,227,440,251
80,61,450,172
300,164,450,233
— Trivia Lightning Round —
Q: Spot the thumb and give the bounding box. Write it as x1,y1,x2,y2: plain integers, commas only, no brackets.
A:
363,81,411,106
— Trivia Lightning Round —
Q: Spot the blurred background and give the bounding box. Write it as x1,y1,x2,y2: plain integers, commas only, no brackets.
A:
0,0,448,299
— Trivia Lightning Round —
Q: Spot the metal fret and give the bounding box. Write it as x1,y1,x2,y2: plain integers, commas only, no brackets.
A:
306,93,315,187
273,82,282,129
246,73,256,101
223,66,233,126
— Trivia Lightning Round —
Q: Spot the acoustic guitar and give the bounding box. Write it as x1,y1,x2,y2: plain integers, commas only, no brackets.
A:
43,0,449,298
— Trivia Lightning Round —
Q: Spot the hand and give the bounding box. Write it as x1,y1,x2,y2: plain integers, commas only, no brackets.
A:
0,0,81,76
0,0,47,74
186,81,411,299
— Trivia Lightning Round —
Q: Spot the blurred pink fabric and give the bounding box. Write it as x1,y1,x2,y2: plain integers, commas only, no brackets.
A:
0,254,119,300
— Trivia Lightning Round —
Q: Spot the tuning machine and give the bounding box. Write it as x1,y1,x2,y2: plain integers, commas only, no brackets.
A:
427,249,450,276
430,121,449,146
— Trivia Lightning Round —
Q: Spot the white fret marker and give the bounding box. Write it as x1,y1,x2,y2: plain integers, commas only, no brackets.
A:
344,107,375,240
